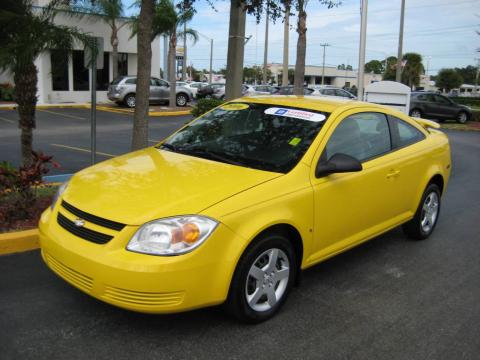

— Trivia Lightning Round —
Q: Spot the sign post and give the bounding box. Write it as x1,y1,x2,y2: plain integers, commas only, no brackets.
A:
85,37,104,165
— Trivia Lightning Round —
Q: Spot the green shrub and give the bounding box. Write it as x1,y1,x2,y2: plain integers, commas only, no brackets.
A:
191,98,225,117
471,110,480,122
0,83,15,101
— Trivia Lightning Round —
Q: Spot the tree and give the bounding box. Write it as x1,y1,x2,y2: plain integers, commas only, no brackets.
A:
74,0,128,81
131,0,154,151
293,0,339,95
365,60,383,74
435,69,463,92
383,56,398,81
0,0,89,165
454,65,477,85
401,52,424,89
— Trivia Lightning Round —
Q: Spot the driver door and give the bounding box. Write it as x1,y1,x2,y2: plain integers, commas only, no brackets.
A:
308,111,403,263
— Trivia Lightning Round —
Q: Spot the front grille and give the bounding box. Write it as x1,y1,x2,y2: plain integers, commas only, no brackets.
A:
57,212,113,244
44,252,93,293
61,200,126,231
103,285,185,307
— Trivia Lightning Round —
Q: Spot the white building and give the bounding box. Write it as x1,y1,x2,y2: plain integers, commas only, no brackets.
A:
0,0,161,104
268,63,383,88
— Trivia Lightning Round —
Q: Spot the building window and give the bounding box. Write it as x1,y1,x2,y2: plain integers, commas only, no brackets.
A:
96,52,110,90
118,53,128,77
73,50,89,91
51,50,69,91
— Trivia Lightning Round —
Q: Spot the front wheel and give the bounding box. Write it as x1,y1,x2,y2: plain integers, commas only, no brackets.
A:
124,94,136,108
403,183,441,240
457,111,468,124
409,108,422,118
225,234,296,323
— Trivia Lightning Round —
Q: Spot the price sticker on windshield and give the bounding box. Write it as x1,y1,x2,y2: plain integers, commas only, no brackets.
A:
265,107,326,122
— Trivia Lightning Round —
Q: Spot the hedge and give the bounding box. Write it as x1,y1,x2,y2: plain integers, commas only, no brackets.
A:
450,97,480,107
191,98,225,117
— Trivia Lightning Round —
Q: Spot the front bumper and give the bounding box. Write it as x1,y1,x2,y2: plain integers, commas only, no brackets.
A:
39,206,242,314
107,93,122,101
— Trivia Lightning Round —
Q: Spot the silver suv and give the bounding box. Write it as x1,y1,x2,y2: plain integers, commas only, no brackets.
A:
108,76,193,107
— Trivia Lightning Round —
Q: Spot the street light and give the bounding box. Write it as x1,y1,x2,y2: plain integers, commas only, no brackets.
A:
197,32,214,84
320,43,330,85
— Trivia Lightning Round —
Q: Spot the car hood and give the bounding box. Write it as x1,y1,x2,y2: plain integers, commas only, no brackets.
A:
62,147,281,225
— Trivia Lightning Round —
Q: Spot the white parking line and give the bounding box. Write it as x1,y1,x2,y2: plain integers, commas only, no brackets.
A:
50,143,116,157
0,116,14,124
39,109,86,120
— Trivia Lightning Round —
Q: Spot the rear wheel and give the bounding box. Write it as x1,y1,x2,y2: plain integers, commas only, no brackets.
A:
409,108,422,118
176,93,188,107
403,183,441,240
225,233,296,323
124,94,136,108
457,111,468,124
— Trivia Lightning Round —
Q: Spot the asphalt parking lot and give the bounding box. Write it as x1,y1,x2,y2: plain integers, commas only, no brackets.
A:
1,116,480,359
0,107,190,174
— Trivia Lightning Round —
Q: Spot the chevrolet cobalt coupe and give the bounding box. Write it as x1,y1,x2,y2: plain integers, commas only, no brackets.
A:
40,97,451,323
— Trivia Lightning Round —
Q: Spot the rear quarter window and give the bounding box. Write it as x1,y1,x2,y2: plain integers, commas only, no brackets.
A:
389,116,425,148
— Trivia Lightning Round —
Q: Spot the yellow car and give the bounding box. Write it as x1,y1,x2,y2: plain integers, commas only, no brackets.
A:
39,96,451,323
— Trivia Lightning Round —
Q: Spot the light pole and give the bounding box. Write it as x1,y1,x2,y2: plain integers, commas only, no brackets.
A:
357,0,368,100
396,0,406,82
198,32,214,83
282,4,290,86
263,3,270,84
320,43,330,85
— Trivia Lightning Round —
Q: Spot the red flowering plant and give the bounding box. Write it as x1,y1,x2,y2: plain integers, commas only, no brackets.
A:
0,151,60,229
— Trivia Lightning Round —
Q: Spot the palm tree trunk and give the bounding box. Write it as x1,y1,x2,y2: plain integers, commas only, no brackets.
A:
111,23,119,80
131,0,154,151
294,1,307,96
14,61,37,166
168,31,177,108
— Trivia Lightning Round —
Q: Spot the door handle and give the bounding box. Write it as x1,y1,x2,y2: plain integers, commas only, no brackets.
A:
386,170,400,179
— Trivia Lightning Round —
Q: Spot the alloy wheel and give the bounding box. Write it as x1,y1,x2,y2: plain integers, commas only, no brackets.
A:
420,192,439,234
245,248,290,312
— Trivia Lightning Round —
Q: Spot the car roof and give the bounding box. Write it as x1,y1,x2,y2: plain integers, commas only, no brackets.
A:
235,95,392,114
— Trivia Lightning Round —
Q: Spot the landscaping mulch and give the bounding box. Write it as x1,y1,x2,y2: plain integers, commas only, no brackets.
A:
0,195,53,233
440,121,480,131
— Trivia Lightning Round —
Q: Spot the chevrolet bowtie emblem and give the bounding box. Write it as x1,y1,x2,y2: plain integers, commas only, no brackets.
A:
73,218,85,227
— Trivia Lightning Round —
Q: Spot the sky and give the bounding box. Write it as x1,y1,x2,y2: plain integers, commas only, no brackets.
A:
125,0,480,75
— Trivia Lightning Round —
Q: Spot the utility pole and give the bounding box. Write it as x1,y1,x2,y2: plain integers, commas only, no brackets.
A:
357,0,368,100
209,39,213,83
225,0,246,100
320,43,330,85
396,0,406,82
474,58,480,96
282,4,290,86
263,3,270,85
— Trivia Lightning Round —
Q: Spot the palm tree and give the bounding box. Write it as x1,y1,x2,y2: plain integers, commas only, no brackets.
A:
401,53,424,89
0,0,90,165
73,0,129,81
293,0,339,95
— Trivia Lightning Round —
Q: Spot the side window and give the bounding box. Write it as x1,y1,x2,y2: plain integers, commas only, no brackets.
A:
434,95,450,105
159,80,168,87
125,78,136,85
335,89,348,97
325,112,391,162
389,116,425,148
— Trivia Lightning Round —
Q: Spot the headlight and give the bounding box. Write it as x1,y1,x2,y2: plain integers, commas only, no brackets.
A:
126,216,218,256
51,181,69,210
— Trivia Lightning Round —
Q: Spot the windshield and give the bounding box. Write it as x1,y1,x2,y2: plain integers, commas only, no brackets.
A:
159,103,330,173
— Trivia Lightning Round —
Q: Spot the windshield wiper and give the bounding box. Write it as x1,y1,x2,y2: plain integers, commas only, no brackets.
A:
159,143,177,152
177,147,244,166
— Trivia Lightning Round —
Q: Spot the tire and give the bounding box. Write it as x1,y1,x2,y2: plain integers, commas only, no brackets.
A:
402,183,441,240
409,108,422,118
225,233,297,323
456,111,468,124
124,94,136,108
176,93,188,107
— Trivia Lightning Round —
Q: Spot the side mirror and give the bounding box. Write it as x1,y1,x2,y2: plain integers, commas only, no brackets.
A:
315,153,362,178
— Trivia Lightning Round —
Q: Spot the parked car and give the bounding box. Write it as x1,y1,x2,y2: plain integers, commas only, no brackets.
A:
313,85,357,99
40,97,451,323
273,86,316,95
409,92,472,123
176,81,204,99
196,83,225,99
108,76,193,107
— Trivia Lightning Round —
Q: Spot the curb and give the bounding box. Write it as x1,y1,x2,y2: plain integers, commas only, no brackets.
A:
1,104,192,117
0,229,39,255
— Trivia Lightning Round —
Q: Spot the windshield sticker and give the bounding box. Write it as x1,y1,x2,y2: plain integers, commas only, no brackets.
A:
289,137,302,146
220,103,249,111
265,107,326,122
